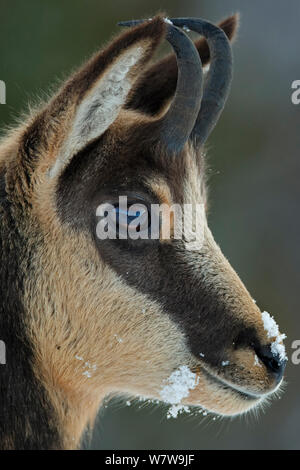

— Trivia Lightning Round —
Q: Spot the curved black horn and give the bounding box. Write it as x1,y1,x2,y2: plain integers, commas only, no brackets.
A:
170,18,233,146
119,19,203,153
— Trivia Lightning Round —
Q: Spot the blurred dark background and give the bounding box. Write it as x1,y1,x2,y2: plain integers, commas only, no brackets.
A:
1,0,299,450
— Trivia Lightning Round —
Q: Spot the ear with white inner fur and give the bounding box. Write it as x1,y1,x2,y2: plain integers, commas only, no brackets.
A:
49,47,145,178
29,17,166,178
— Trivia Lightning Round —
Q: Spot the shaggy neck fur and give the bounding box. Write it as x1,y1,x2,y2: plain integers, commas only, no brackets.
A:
0,172,62,449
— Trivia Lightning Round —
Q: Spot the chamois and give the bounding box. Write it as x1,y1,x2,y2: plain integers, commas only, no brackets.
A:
0,15,286,450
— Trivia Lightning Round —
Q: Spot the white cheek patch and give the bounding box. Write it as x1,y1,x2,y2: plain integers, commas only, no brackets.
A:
49,46,144,178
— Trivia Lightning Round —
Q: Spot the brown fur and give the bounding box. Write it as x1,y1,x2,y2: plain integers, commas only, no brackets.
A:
0,14,286,450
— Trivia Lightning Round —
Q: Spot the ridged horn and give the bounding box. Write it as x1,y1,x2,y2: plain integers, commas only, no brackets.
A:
119,19,203,153
170,18,233,145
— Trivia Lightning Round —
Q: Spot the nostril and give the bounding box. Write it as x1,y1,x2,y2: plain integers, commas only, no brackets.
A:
255,344,287,383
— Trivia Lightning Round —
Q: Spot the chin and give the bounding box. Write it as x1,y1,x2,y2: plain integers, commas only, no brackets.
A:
182,367,283,417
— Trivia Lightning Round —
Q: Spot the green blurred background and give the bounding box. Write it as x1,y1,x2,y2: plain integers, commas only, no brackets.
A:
0,0,299,450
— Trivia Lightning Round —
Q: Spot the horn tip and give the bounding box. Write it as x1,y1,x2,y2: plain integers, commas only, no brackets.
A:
118,20,140,27
118,17,172,28
117,18,145,27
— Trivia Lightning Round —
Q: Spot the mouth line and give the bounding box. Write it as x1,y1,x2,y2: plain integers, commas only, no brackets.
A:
200,367,262,401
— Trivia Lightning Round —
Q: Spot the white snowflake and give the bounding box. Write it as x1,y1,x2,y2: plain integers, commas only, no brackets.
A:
261,311,287,363
159,366,199,419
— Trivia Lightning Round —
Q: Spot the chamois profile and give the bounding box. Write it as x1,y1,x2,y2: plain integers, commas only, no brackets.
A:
0,14,286,449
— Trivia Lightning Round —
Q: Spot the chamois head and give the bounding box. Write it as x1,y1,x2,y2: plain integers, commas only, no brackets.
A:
0,15,286,449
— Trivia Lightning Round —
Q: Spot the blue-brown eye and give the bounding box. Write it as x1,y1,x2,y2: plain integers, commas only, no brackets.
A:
115,207,142,225
96,199,153,241
107,202,150,239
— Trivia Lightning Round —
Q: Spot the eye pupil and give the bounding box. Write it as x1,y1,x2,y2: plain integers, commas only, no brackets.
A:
115,208,141,223
113,204,150,237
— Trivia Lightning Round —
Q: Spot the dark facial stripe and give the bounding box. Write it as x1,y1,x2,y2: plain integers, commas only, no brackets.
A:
95,237,259,367
56,134,259,370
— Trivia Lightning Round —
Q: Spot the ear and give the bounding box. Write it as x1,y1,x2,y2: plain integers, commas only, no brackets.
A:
126,14,239,116
20,17,166,179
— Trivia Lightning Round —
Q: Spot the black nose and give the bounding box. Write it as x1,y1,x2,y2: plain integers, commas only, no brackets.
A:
255,344,287,383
